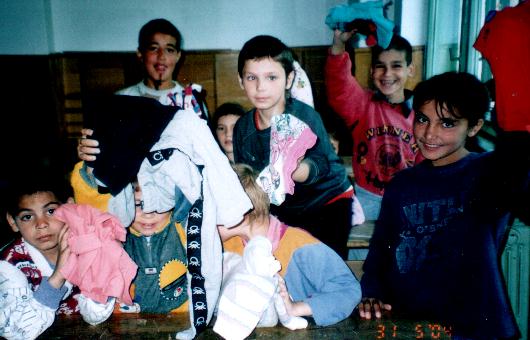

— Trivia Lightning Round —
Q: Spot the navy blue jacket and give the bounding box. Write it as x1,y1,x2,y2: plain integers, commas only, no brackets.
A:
233,99,350,217
362,145,529,339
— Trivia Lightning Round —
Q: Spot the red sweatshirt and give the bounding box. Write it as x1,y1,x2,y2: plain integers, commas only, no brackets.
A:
325,51,422,196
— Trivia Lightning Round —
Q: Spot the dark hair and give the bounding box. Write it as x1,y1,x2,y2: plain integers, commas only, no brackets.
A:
371,34,413,65
213,102,245,123
238,35,294,78
413,72,490,127
3,170,72,217
138,18,182,52
212,102,246,132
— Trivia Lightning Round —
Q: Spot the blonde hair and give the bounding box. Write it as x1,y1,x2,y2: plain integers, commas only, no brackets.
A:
232,163,270,223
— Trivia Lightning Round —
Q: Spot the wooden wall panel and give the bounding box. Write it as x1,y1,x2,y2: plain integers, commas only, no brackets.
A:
0,45,425,194
46,45,424,164
354,48,373,91
293,47,329,112
407,47,424,90
0,55,70,178
214,52,252,110
177,51,216,115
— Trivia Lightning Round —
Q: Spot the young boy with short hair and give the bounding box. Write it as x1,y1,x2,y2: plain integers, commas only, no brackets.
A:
70,169,189,314
219,163,361,327
78,18,208,161
116,18,207,116
233,35,353,259
325,30,421,220
124,182,189,313
0,174,113,340
359,72,529,340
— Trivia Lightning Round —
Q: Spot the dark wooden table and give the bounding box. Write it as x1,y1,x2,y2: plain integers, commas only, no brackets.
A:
40,312,454,339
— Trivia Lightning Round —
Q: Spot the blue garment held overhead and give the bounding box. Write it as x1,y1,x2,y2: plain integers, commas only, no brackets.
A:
325,0,395,49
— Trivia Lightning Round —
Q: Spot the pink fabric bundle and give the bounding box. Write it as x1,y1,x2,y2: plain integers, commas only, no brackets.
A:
54,203,137,305
257,114,317,205
257,113,317,205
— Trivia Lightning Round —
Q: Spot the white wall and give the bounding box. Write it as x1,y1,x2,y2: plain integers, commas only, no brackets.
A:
0,0,52,54
399,0,428,47
54,0,352,51
0,0,427,55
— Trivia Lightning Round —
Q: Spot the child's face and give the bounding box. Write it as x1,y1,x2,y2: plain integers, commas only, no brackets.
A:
138,32,181,90
7,191,64,255
414,100,483,166
131,186,171,236
216,114,240,157
371,49,414,103
239,57,294,117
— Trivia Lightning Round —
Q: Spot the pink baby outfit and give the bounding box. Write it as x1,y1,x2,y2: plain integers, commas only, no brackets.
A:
54,203,137,305
257,114,317,205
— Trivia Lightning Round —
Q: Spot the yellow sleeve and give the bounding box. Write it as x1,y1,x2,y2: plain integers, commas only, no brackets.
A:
222,236,245,256
69,161,112,212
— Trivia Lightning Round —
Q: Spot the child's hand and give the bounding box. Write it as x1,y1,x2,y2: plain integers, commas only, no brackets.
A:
358,297,392,319
77,128,100,162
331,29,357,55
48,224,70,289
291,157,310,182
